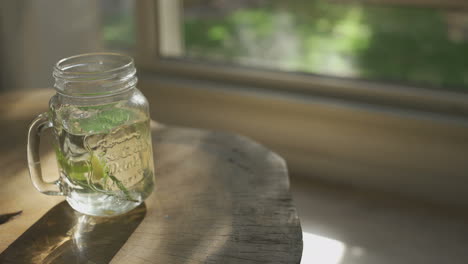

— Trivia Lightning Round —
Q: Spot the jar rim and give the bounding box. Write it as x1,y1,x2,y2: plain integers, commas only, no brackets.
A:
53,53,137,98
54,52,134,77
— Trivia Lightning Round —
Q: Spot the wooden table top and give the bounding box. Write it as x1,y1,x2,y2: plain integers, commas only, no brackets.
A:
0,89,302,263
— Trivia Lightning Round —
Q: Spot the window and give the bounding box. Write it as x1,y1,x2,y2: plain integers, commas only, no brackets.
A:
100,0,136,51
137,0,468,97
134,0,468,205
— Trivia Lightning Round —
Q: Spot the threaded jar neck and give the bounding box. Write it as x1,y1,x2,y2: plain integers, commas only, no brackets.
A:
53,53,137,98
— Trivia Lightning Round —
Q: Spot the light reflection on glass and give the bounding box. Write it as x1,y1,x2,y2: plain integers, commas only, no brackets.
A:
301,232,346,264
69,215,96,252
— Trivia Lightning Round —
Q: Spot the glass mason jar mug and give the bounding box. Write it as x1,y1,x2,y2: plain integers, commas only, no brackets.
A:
27,53,155,216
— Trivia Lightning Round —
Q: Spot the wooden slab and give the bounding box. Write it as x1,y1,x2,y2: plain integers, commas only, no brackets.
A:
0,89,302,263
0,89,64,252
110,123,302,263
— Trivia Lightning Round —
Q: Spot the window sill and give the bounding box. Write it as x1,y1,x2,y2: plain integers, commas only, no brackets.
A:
139,72,468,207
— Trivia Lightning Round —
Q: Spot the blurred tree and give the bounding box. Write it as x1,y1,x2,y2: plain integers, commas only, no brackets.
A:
182,0,468,91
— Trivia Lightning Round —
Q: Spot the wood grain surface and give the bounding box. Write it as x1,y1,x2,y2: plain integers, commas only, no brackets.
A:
0,89,302,263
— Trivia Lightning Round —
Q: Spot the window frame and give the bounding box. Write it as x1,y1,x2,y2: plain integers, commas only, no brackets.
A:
136,0,468,119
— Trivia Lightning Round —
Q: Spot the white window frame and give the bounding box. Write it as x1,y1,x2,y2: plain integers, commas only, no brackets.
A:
135,0,468,206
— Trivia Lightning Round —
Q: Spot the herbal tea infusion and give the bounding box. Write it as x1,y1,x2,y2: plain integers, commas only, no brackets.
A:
54,105,154,215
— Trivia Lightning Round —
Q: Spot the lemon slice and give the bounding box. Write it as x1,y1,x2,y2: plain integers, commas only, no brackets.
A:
90,154,106,182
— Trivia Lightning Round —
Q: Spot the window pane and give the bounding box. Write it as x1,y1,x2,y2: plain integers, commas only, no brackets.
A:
166,0,468,91
99,0,136,50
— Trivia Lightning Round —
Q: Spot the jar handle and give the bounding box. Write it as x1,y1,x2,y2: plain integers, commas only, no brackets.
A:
27,112,63,195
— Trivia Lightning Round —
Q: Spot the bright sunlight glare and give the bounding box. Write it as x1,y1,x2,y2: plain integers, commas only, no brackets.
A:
301,232,346,264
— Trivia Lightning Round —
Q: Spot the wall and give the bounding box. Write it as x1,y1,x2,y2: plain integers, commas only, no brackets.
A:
139,74,468,207
1,0,101,90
